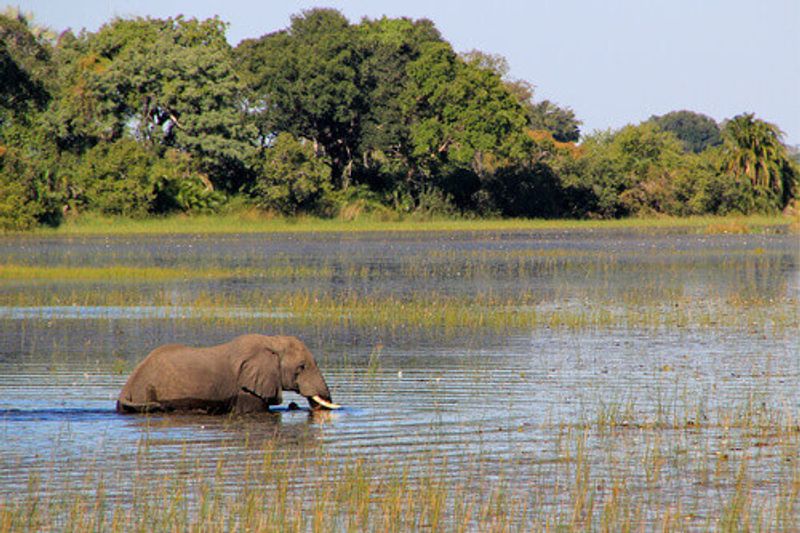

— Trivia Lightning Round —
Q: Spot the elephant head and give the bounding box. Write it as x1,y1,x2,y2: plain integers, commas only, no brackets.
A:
239,335,340,411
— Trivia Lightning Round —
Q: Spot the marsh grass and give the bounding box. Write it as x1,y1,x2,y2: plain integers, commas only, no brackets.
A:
1,224,796,530
0,263,332,283
28,212,792,236
2,286,794,341
3,233,795,339
1,400,796,532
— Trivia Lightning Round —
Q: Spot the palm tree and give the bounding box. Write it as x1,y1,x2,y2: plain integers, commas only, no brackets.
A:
722,113,796,206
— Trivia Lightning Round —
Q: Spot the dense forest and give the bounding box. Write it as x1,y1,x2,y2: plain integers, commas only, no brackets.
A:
1,7,797,230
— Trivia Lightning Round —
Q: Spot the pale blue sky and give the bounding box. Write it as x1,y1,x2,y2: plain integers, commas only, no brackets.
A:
12,0,800,145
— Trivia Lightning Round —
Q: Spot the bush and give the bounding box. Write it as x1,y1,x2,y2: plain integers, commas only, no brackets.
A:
577,125,686,218
0,145,61,230
152,150,226,214
69,139,157,216
480,163,564,218
252,133,333,216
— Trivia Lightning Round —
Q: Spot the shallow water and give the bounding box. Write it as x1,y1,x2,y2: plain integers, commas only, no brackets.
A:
0,228,798,527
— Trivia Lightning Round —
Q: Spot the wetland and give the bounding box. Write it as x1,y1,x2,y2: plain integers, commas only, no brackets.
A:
0,226,798,530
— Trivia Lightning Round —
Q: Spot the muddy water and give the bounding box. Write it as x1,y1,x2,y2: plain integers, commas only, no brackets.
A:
0,229,798,525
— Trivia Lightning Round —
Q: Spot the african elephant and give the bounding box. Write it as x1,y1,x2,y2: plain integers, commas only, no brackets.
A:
116,334,340,414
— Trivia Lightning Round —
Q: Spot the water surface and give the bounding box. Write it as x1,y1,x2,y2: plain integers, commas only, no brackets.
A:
1,228,797,527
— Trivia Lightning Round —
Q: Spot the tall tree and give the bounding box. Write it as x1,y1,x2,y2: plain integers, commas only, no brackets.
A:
401,42,532,184
355,16,442,188
721,113,797,208
49,16,253,190
235,9,362,189
0,11,51,118
461,49,581,143
0,11,63,229
650,110,721,153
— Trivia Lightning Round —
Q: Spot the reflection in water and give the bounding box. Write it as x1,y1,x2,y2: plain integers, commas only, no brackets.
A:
0,229,797,527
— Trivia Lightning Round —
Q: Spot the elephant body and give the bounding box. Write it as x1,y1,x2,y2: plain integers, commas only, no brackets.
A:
117,334,336,414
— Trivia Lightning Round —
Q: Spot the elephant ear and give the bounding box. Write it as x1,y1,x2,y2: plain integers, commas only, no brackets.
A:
238,349,282,405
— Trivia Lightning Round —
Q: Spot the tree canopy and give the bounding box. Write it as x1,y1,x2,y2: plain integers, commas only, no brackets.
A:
0,8,796,230
649,110,721,153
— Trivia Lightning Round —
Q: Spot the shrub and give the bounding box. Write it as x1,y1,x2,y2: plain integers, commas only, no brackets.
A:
0,144,61,230
152,149,226,214
69,139,157,216
252,133,333,216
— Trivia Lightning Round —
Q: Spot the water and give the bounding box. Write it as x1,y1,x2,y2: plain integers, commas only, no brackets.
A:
0,228,798,527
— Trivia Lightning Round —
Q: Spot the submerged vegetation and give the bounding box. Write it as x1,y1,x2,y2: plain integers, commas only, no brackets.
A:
1,8,798,231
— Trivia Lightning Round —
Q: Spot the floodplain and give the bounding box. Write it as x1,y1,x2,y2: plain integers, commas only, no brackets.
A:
0,223,797,531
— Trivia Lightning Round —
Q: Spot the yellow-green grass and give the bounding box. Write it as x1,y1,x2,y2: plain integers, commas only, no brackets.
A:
1,287,796,335
0,263,331,283
27,212,794,236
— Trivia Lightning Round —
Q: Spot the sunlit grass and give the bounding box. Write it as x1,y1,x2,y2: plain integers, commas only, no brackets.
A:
1,286,796,337
0,263,332,283
2,237,796,337
27,212,793,236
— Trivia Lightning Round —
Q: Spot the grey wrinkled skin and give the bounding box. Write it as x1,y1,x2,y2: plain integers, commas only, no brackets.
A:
116,334,334,414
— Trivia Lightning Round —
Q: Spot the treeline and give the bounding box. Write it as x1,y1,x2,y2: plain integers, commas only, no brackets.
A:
1,8,797,230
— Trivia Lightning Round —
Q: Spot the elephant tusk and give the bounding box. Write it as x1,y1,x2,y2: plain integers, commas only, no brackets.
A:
312,395,341,410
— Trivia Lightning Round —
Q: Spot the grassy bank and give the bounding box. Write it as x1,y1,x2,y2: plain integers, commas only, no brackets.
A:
26,212,796,236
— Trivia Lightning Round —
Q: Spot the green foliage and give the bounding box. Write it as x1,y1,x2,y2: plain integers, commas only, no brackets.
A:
152,150,226,213
49,16,253,190
0,136,62,230
401,41,532,191
649,110,721,153
68,139,157,216
0,147,45,230
356,17,443,189
236,9,362,188
720,113,797,211
527,100,581,143
252,133,333,215
462,50,581,143
0,11,52,118
1,7,797,229
578,124,688,217
672,149,755,215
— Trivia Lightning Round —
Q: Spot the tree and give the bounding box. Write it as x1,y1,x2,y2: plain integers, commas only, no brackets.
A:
526,100,581,143
461,49,581,143
49,16,253,190
68,138,158,216
649,110,721,153
401,42,532,187
355,16,443,191
578,124,687,217
0,11,63,230
0,12,51,119
235,9,362,189
720,113,797,210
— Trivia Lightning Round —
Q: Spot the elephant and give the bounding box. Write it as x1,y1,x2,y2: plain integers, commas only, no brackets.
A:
116,334,340,414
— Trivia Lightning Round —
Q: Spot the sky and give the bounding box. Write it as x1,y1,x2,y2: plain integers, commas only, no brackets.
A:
12,0,800,146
